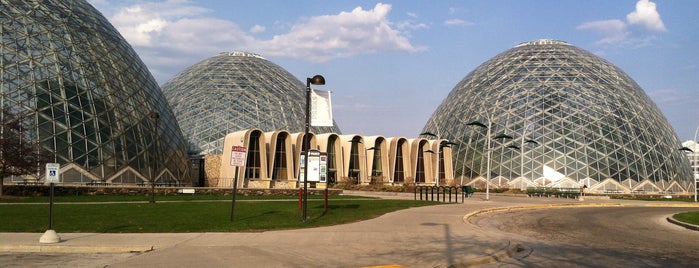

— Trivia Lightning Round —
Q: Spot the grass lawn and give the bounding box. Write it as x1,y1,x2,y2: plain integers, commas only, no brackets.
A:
0,192,367,203
673,211,699,225
0,197,436,232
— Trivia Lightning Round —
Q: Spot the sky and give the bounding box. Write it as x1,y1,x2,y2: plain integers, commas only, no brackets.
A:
88,0,699,141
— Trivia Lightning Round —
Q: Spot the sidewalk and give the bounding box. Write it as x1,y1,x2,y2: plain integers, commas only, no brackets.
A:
2,193,698,267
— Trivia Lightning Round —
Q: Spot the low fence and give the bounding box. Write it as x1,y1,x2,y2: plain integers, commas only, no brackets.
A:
414,186,474,203
526,187,581,198
2,185,342,197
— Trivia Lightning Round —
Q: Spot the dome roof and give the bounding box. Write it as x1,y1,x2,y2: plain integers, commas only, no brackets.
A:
161,52,341,155
422,40,691,189
0,0,191,184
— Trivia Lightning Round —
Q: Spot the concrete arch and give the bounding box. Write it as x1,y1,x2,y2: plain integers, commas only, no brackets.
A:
265,130,295,188
316,133,343,184
289,132,317,181
409,138,430,185
363,136,390,184
339,135,365,184
387,137,410,183
222,129,268,188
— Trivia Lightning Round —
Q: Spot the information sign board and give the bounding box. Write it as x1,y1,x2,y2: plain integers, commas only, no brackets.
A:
299,150,321,182
46,163,60,183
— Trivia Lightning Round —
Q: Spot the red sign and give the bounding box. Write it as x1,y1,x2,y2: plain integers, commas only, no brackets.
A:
230,146,247,167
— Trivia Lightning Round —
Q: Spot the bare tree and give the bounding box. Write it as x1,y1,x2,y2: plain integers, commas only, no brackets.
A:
0,107,45,196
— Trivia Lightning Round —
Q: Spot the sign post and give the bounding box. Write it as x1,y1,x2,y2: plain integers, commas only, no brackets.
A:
230,146,247,222
300,150,322,221
40,163,61,243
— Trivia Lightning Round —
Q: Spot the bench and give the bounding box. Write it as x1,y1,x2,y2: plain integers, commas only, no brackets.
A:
527,187,555,197
556,188,581,199
86,181,110,186
178,188,196,194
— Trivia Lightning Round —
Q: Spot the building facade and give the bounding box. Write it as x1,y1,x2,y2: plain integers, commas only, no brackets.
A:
214,129,454,188
161,52,340,156
0,0,191,185
422,40,693,194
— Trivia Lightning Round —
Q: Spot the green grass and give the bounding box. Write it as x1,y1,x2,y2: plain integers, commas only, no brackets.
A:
673,211,699,225
0,194,367,203
0,198,435,232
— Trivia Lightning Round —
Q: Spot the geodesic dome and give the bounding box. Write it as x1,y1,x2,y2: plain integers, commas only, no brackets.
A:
1,0,191,184
161,52,341,155
422,40,692,192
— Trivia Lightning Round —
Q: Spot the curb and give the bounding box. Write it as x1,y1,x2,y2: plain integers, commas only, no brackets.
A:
462,203,629,223
666,216,699,231
0,244,154,253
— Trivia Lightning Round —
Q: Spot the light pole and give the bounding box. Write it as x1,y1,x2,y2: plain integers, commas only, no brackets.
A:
466,120,491,200
694,126,699,202
420,132,440,186
149,111,159,204
680,144,697,202
467,119,514,200
366,146,377,184
302,75,325,222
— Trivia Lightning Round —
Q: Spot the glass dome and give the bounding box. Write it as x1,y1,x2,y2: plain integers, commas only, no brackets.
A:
0,0,191,184
161,52,341,155
422,40,692,192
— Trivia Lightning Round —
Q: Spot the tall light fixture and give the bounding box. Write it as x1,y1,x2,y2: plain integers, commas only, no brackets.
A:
149,111,159,204
467,119,514,200
466,120,491,200
695,126,699,202
680,143,697,203
303,75,325,222
420,132,440,186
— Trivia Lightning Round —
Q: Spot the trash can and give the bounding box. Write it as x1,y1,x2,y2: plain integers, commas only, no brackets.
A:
462,186,474,197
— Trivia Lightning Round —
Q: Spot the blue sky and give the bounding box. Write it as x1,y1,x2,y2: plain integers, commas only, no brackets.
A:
89,0,699,141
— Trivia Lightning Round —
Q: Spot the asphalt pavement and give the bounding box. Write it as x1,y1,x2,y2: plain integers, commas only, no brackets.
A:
2,191,698,267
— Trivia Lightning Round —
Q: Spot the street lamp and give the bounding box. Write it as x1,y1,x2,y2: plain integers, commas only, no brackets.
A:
467,120,514,200
366,146,377,184
302,75,324,222
420,132,442,186
680,145,696,202
466,120,491,200
695,126,699,202
149,111,159,204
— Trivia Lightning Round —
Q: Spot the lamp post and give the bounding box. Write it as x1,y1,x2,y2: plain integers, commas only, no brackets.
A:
149,111,159,204
680,145,697,203
695,126,699,202
466,120,491,200
420,132,440,186
366,146,377,184
519,128,539,191
302,75,325,222
467,119,514,200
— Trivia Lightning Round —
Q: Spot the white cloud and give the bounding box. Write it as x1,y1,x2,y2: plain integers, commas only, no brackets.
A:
577,0,666,46
444,18,473,27
627,0,666,31
255,3,423,62
576,19,629,45
96,1,423,81
250,24,266,34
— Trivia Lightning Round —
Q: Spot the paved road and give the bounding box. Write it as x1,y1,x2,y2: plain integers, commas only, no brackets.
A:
472,206,699,267
2,193,698,267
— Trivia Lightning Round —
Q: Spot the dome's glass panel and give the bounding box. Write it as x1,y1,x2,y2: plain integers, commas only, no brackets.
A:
422,40,692,190
1,0,190,184
161,52,341,155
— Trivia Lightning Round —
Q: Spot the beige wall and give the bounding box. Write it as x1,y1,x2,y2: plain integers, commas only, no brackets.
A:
217,129,454,189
